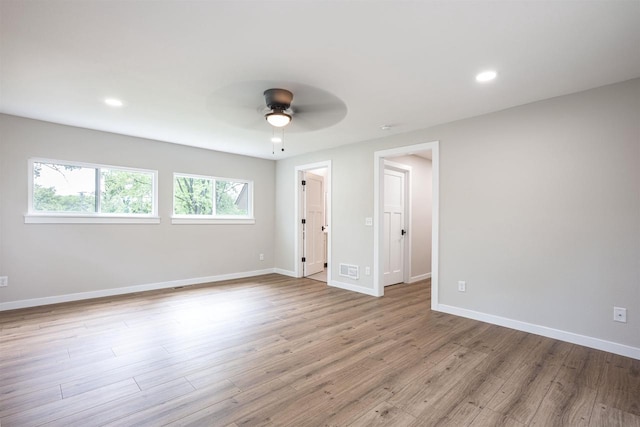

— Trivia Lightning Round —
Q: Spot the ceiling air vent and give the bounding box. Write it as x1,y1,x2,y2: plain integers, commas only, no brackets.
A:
339,263,359,280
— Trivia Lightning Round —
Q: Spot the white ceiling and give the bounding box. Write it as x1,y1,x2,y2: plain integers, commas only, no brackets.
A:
1,1,639,159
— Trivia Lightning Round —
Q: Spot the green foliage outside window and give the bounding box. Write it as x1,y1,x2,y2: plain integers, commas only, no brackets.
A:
173,175,249,216
216,180,248,216
32,162,154,215
101,169,153,214
33,163,96,212
173,177,213,215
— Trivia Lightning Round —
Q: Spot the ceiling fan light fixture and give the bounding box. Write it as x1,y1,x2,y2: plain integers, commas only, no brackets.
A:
476,70,497,82
265,109,292,127
104,97,123,107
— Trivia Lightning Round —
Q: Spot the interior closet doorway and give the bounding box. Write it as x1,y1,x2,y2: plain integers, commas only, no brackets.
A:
382,161,411,287
374,142,439,309
294,161,331,283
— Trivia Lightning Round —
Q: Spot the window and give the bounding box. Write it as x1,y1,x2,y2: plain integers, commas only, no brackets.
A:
26,159,159,224
173,173,254,224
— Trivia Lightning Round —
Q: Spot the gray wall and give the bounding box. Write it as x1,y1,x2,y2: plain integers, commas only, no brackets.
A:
274,79,640,350
0,115,275,303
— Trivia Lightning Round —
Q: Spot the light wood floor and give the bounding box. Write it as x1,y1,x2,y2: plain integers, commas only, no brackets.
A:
1,275,638,426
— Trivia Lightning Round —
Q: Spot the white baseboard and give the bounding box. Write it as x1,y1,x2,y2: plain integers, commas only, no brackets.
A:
435,304,640,360
329,280,381,297
0,268,277,311
273,268,297,278
408,272,431,283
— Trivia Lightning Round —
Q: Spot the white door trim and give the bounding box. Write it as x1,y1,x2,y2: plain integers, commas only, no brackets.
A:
373,141,439,310
294,161,332,283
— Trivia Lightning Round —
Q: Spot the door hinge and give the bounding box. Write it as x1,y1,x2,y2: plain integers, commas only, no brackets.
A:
301,180,306,186
301,218,306,224
302,257,306,262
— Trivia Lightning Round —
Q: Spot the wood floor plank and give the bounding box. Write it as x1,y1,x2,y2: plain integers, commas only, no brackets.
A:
262,358,389,426
411,368,505,425
294,387,391,427
104,378,242,426
388,346,488,416
589,403,640,427
348,400,417,426
486,358,561,425
1,378,140,427
556,345,608,390
529,379,597,426
161,378,293,427
56,377,195,427
0,384,61,419
469,407,526,426
0,274,637,427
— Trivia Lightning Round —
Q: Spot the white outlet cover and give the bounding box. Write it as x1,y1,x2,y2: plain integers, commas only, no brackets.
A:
613,307,627,323
458,281,466,292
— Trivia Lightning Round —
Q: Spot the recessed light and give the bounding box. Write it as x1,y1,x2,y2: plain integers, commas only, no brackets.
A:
476,70,497,83
104,98,123,107
381,124,392,130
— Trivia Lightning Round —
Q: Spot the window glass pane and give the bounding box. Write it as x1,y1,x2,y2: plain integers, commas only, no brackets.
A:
174,176,213,215
101,168,153,214
33,162,96,212
216,180,249,216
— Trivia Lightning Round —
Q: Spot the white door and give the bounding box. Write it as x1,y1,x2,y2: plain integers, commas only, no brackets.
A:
383,168,405,286
304,172,325,276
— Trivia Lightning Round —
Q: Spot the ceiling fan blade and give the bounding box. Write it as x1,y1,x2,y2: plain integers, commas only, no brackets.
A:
206,80,347,132
288,102,347,132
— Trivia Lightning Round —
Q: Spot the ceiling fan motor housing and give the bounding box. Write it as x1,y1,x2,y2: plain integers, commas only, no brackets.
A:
264,88,293,110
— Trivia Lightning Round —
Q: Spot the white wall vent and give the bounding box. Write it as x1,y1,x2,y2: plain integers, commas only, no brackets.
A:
339,263,359,280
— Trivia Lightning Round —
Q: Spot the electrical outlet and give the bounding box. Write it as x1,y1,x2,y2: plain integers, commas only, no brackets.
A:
365,217,373,226
365,266,371,276
0,276,7,287
458,281,466,292
613,307,627,323
259,254,264,261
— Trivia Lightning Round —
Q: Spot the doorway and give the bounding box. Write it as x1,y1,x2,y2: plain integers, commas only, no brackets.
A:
374,142,439,308
383,161,410,286
295,161,332,283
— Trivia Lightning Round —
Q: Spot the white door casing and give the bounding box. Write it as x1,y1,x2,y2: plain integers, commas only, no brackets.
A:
303,172,325,276
383,167,405,286
373,141,438,302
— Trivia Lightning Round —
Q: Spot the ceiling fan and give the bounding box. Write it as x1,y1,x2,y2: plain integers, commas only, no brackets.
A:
263,88,294,128
207,81,347,134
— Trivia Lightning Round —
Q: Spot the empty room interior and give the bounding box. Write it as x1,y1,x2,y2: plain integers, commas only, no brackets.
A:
0,1,639,426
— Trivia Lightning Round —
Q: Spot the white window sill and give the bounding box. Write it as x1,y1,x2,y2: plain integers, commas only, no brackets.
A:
171,217,255,225
24,214,161,224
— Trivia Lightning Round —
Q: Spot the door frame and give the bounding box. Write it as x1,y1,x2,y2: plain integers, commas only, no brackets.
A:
294,161,332,281
373,141,439,309
382,160,412,286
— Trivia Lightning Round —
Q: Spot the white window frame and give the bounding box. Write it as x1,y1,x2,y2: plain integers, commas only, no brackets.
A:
25,158,160,224
171,172,255,224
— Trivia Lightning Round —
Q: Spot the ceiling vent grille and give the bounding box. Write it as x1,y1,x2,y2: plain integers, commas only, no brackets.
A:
339,263,359,280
